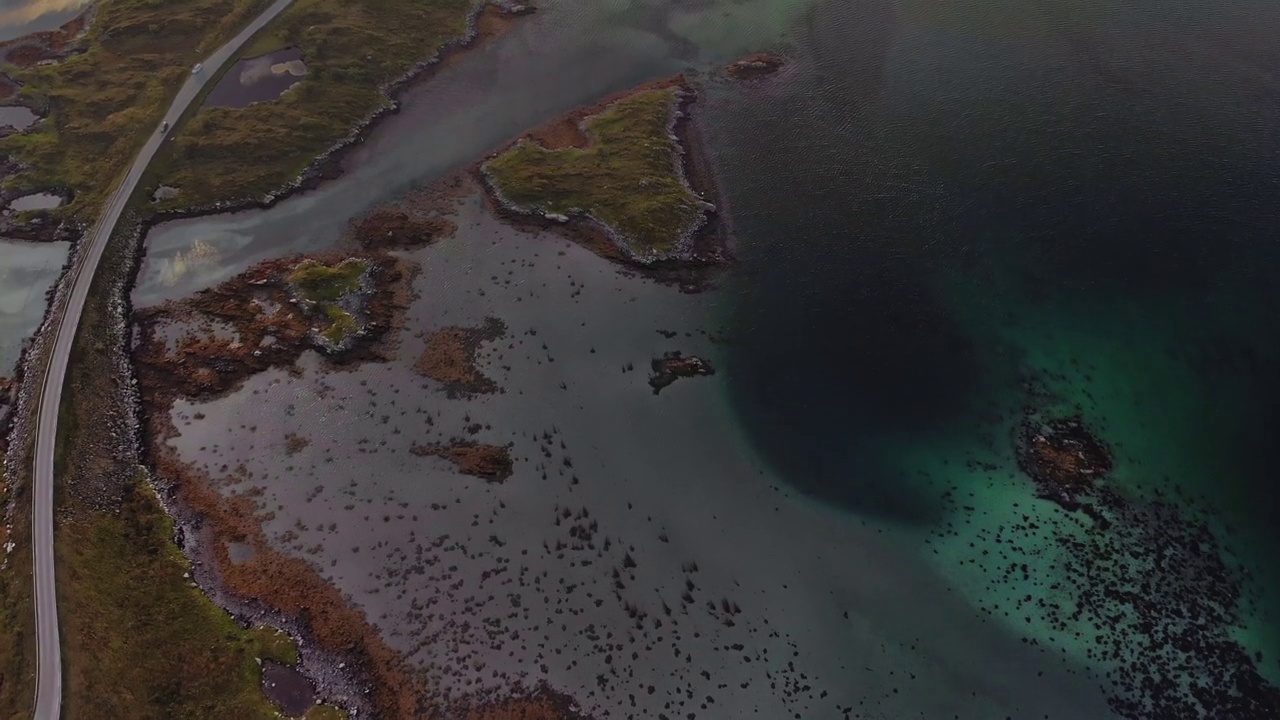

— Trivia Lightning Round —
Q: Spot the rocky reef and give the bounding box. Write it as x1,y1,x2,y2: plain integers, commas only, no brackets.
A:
1009,396,1280,718
1016,413,1113,513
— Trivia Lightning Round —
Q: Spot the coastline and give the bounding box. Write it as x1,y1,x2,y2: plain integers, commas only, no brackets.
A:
126,199,599,714
130,249,417,713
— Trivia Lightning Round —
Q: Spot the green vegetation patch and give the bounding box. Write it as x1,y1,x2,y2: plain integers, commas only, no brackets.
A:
483,87,704,258
321,305,359,345
0,0,271,220
153,0,474,208
286,258,367,346
248,625,300,666
58,471,286,720
287,258,366,302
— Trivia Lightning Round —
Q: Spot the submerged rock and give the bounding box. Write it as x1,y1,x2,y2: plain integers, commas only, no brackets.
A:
648,351,715,394
725,53,786,80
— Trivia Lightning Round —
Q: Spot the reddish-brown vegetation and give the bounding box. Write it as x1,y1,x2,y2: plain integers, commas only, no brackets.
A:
414,317,506,397
0,9,90,67
134,251,411,403
1016,413,1113,511
411,441,514,482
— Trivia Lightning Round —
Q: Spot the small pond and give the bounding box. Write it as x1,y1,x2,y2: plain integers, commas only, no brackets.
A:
9,192,62,211
205,47,307,108
261,660,315,717
0,105,37,130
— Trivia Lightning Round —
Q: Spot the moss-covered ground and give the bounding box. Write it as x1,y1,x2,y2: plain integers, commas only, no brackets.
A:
483,86,703,257
321,305,359,345
286,258,367,346
288,258,366,302
57,471,296,720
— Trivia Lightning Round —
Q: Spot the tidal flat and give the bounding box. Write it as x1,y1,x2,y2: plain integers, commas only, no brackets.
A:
160,192,1115,718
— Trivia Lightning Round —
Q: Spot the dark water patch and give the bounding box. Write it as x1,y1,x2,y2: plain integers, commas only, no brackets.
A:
723,247,988,524
707,0,1280,694
205,47,306,109
705,0,1000,523
261,660,315,716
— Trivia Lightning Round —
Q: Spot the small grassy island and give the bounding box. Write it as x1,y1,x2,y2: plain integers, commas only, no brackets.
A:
482,78,718,266
287,257,369,348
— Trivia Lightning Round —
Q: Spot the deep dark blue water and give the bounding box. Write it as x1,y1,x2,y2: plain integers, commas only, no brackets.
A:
711,0,1280,714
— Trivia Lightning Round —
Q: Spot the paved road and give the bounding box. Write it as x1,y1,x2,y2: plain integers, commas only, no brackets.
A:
30,1,295,717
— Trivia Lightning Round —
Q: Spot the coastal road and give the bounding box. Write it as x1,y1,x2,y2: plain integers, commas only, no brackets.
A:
30,1,295,717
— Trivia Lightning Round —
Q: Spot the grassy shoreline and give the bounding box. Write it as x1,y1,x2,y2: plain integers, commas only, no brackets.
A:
149,0,506,211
